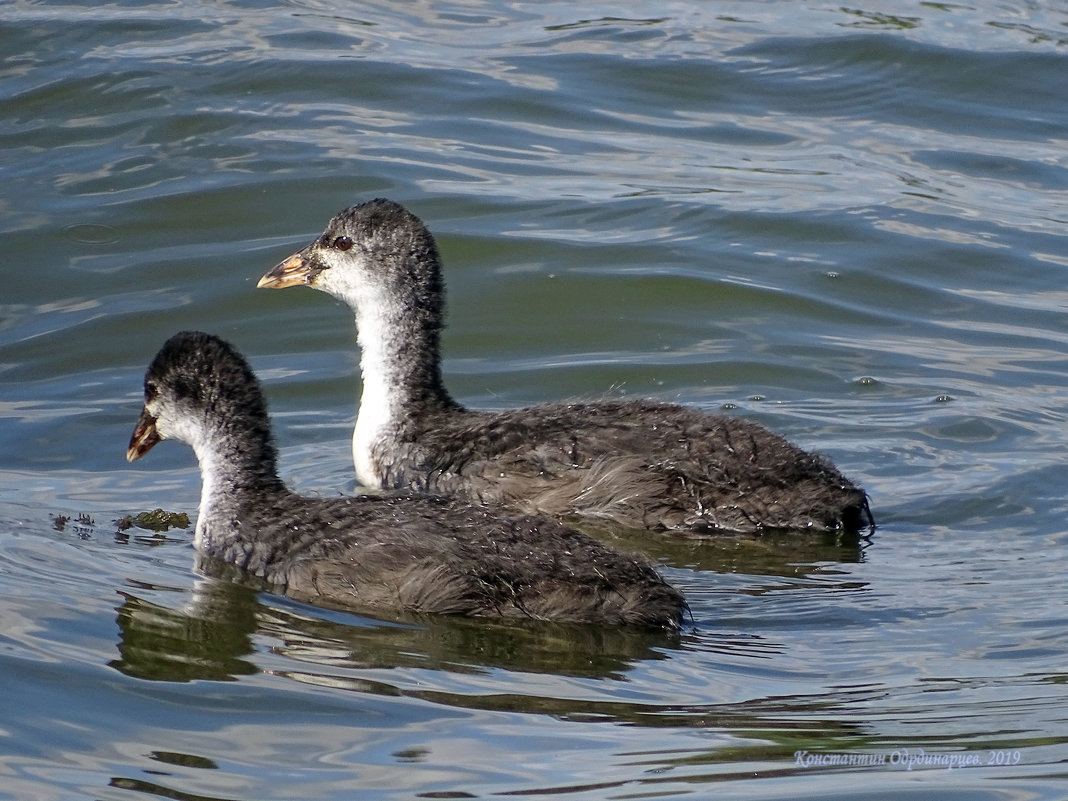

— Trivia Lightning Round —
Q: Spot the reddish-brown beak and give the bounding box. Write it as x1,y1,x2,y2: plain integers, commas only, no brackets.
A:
127,408,161,462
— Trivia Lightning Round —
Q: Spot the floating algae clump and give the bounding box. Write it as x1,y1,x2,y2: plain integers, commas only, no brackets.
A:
115,509,190,532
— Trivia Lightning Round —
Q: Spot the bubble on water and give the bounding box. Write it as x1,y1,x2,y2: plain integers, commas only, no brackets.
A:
64,223,120,245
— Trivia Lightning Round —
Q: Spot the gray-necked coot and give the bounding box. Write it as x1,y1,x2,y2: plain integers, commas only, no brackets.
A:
258,199,873,536
127,331,686,627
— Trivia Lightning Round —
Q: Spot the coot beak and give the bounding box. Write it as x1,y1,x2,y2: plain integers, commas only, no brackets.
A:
127,408,161,462
257,249,320,289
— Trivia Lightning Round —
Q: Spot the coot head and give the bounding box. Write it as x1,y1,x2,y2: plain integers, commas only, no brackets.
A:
257,198,444,318
127,330,276,472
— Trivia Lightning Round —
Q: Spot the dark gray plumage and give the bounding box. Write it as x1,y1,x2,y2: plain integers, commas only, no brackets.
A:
259,199,874,536
127,331,686,627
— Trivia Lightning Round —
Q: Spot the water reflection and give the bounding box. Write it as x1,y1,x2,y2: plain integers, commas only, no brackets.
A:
106,568,888,742
110,588,259,682
110,573,682,686
593,523,869,573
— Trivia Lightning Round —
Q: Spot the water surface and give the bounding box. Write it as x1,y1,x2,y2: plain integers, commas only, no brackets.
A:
2,1,1067,799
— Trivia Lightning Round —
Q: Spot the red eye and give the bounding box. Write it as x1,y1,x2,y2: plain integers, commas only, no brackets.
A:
333,236,353,251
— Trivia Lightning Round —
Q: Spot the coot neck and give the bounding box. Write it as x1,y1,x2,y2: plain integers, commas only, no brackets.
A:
350,269,464,484
189,414,288,550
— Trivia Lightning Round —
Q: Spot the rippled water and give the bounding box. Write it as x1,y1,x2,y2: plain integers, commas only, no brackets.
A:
2,1,1067,799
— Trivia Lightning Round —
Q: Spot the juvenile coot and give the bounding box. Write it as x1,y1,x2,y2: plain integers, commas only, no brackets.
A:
126,331,686,627
258,199,874,536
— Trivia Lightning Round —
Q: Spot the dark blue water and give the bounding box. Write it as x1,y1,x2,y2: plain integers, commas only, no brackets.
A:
2,2,1067,799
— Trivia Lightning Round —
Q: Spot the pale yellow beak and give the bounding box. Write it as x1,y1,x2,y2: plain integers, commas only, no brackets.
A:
257,252,316,289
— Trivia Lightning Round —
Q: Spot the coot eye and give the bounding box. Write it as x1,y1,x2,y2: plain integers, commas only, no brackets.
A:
333,236,353,251
145,382,158,403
